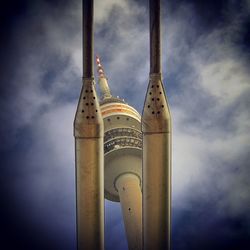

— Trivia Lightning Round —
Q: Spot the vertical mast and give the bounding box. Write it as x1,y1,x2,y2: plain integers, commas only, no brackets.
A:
74,0,104,249
150,0,161,75
82,0,94,78
142,0,172,249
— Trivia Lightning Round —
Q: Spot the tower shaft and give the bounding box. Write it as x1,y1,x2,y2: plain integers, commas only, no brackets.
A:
116,174,142,250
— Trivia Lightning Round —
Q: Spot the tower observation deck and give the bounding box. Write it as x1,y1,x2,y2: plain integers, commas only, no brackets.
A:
96,56,142,250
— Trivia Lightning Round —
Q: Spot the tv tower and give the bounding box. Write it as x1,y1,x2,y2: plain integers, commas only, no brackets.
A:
96,55,142,250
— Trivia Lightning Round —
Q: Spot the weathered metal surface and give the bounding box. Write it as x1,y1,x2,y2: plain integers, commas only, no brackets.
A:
74,77,104,250
142,74,172,250
82,0,94,78
142,0,172,247
150,0,161,74
75,1,104,246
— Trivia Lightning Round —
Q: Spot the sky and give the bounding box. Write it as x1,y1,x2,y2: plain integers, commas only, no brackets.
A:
0,0,250,249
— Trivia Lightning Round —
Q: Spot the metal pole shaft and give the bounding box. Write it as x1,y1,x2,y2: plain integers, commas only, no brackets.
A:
74,78,104,250
83,0,94,78
74,0,104,249
150,0,161,74
142,0,172,249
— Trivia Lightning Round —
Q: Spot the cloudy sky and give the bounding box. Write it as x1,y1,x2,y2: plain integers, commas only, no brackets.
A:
0,0,250,249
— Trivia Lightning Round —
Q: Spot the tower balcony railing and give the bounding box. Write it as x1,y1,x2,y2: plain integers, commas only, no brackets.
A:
104,137,142,154
104,127,142,143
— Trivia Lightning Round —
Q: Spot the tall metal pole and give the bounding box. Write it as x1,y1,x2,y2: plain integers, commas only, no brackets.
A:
74,0,104,249
150,0,161,74
142,0,172,249
82,0,94,78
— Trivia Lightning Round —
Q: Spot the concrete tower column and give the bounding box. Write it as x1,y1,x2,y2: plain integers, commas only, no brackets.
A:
115,174,142,250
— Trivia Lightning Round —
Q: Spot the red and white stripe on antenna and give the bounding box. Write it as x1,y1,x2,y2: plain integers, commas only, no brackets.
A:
96,55,105,78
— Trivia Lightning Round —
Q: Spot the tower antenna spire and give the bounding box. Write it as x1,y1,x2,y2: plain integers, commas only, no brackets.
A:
96,55,112,99
96,55,106,78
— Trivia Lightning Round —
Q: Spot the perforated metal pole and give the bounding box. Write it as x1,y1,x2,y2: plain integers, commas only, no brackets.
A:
142,0,172,249
74,0,104,249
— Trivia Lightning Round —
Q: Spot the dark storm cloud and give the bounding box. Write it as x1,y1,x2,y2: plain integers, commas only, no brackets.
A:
0,0,250,249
